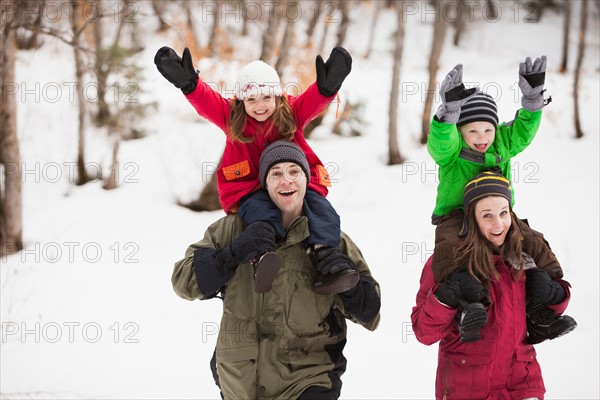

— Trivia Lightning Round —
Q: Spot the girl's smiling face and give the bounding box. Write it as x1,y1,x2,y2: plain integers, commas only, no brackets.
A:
243,94,276,122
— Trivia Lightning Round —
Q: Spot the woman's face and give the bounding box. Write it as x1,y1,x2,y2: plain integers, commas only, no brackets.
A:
243,94,277,122
474,196,512,247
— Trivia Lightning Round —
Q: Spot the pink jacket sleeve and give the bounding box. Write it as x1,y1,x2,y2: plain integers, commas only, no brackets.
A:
290,83,336,129
411,257,459,346
548,278,572,315
184,77,230,133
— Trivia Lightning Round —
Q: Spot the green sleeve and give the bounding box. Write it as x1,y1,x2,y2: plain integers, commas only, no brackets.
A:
496,108,542,158
427,116,462,167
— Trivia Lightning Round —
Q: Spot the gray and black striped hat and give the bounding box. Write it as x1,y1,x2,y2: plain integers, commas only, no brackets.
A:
457,93,499,127
259,140,310,188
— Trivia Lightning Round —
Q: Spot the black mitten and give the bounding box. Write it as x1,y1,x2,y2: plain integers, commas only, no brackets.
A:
315,47,352,97
154,47,198,94
525,268,566,305
436,267,487,307
448,268,487,303
225,222,277,265
435,281,460,308
309,246,356,275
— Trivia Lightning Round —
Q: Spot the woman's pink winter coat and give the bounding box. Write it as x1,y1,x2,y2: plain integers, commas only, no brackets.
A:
411,255,571,400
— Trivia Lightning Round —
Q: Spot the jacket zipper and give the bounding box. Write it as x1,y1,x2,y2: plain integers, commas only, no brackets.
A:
444,361,450,399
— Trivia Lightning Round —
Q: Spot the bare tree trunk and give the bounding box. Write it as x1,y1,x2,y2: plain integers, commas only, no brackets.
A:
364,0,382,58
275,15,296,77
0,21,23,256
241,0,249,36
485,0,498,20
209,0,223,57
15,0,45,50
93,2,110,127
183,0,201,53
388,1,406,165
71,0,92,185
152,0,169,32
318,14,331,57
559,0,571,73
420,0,449,144
306,1,322,44
260,2,283,64
336,0,350,48
453,0,465,46
573,0,587,139
184,157,222,212
103,137,120,190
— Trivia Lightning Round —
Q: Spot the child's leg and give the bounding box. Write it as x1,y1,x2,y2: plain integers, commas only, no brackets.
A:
303,190,358,295
516,218,564,279
524,262,577,344
434,265,489,342
237,190,284,293
432,210,466,283
238,190,286,238
302,189,340,248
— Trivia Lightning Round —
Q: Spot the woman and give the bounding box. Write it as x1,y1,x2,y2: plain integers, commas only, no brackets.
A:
411,171,574,400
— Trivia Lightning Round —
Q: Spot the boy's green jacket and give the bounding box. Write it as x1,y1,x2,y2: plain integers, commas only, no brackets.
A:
427,108,542,222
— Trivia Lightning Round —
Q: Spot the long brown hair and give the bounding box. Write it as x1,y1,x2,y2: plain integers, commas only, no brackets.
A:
453,205,524,284
228,95,297,143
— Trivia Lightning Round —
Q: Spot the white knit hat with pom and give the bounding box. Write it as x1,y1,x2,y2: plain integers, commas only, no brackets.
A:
235,60,283,99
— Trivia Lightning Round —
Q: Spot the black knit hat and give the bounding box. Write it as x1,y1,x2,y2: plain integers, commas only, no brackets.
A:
459,170,512,237
457,93,499,127
259,140,310,188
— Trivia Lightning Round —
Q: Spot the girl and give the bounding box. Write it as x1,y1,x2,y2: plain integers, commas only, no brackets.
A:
154,46,358,295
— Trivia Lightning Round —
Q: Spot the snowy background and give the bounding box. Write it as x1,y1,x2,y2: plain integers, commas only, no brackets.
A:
1,1,599,399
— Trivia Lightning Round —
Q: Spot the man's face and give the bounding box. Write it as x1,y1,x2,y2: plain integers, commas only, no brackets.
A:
265,162,307,218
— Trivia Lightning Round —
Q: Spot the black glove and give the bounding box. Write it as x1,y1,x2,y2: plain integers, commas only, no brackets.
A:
435,64,480,124
315,47,352,97
435,268,487,308
154,46,198,95
310,246,356,275
224,222,276,265
525,268,566,305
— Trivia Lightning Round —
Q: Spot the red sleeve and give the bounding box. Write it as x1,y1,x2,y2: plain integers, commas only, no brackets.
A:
290,82,336,129
184,77,230,133
411,256,459,345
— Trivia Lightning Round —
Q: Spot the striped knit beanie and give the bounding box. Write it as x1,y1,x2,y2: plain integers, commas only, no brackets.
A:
259,141,310,188
459,170,512,237
457,93,499,127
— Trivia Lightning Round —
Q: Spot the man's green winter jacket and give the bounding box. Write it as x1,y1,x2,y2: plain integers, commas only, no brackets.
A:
172,214,380,399
427,108,542,221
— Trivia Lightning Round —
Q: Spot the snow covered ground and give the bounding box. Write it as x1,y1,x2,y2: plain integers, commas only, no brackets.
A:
2,1,599,399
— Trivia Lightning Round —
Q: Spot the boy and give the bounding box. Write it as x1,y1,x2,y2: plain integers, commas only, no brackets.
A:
427,57,576,343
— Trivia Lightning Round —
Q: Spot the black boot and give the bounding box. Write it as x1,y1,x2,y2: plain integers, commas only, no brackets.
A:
456,301,488,343
308,245,360,295
526,302,577,344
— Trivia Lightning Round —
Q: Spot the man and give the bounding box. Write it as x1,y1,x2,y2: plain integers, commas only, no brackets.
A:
172,141,381,399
